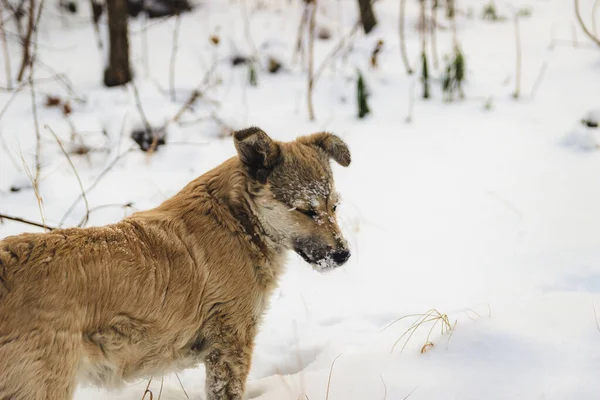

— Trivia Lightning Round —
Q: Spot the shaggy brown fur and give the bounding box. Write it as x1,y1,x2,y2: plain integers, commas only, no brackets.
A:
0,128,351,400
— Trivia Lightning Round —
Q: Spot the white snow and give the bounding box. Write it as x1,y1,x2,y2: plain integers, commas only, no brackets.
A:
1,0,600,399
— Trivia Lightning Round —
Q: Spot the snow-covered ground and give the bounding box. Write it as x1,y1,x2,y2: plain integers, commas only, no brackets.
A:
1,0,600,398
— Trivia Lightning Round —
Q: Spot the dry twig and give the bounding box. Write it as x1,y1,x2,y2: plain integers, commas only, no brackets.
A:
0,213,54,230
16,0,35,82
383,309,455,353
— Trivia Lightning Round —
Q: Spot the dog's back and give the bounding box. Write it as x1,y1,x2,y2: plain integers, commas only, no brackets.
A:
0,218,212,397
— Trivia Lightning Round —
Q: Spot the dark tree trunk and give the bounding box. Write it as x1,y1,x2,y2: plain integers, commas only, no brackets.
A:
357,0,377,34
104,0,132,87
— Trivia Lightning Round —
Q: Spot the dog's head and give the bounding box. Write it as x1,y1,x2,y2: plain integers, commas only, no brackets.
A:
234,127,351,272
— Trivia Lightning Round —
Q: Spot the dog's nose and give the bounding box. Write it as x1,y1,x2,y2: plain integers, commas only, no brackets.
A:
332,249,350,265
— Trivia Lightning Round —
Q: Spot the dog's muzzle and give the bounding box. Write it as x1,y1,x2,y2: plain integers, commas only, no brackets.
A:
331,249,350,265
294,245,351,271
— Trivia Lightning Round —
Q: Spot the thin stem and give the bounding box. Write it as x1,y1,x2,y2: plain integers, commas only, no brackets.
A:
513,13,521,99
399,0,413,74
169,13,182,101
307,1,316,121
0,6,12,89
575,0,600,47
46,125,90,227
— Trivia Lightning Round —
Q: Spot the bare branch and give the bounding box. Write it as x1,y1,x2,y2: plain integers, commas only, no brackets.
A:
170,90,201,123
130,81,153,134
311,20,361,88
16,0,35,82
0,213,55,230
27,0,45,188
89,0,104,51
59,147,136,227
35,60,86,103
141,14,150,77
46,125,90,227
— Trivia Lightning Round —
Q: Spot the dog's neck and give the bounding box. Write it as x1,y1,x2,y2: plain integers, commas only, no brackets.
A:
159,157,284,263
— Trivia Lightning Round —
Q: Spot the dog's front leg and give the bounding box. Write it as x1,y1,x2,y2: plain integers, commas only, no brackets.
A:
204,333,254,400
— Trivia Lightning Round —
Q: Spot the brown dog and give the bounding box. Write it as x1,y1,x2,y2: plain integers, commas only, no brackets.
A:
0,128,351,400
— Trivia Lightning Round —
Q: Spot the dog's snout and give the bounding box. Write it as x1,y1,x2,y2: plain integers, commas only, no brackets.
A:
332,249,350,265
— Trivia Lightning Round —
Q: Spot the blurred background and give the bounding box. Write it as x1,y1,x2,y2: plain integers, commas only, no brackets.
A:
0,0,599,398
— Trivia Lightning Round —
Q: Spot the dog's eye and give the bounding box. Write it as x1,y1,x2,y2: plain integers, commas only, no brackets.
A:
298,209,318,218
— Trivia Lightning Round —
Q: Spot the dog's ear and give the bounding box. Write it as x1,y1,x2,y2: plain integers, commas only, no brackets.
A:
299,132,351,167
234,127,281,183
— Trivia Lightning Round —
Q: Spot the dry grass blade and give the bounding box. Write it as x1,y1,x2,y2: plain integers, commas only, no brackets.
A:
420,341,434,353
593,303,600,333
169,13,182,102
19,150,47,230
381,309,436,331
399,0,413,74
325,353,342,400
388,309,454,353
158,377,164,400
46,125,90,227
575,0,600,47
395,315,440,353
141,377,153,400
402,385,419,400
175,373,190,399
446,319,458,348
464,308,483,321
380,374,387,400
387,310,437,351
